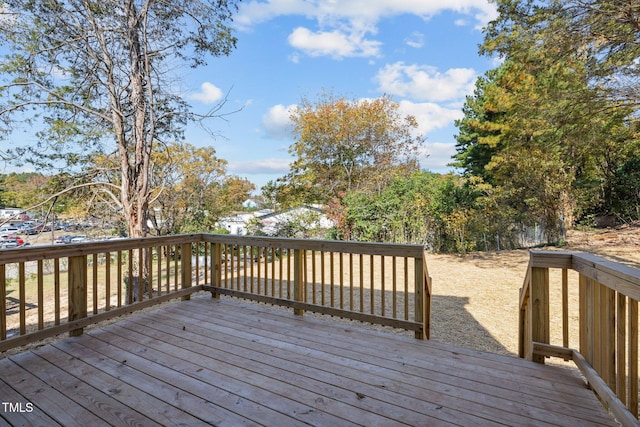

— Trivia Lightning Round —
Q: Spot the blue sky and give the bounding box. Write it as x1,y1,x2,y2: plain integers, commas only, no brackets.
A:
181,0,499,191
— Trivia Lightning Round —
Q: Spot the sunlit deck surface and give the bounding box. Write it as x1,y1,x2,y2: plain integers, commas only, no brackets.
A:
0,294,617,426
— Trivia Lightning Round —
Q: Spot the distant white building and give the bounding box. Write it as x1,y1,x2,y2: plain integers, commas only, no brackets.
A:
0,208,27,220
258,206,333,236
217,206,333,237
217,209,274,235
241,199,260,209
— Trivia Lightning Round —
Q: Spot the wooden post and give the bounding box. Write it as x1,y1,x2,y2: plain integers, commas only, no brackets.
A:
68,255,87,337
181,243,192,301
211,243,221,298
294,249,304,316
530,267,549,363
414,255,427,340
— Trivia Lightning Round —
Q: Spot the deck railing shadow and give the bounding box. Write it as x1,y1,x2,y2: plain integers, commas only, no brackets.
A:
431,295,510,355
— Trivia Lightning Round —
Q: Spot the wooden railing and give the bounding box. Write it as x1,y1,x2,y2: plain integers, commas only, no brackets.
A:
0,234,430,353
520,250,640,427
201,235,431,339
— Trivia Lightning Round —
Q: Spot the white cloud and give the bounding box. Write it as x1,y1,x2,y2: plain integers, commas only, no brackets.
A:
375,62,477,102
405,32,424,49
262,104,297,139
190,82,224,104
229,158,292,175
237,0,497,30
419,141,459,173
288,26,381,59
236,1,497,59
397,100,464,134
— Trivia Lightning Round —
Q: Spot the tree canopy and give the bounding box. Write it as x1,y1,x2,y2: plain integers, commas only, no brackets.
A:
265,92,424,208
453,0,640,242
0,0,240,238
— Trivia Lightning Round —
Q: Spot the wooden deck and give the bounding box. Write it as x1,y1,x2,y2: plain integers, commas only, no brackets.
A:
0,294,617,426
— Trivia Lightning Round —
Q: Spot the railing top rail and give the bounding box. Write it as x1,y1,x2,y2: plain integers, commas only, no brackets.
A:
519,258,533,309
202,234,426,258
0,233,426,264
0,234,202,264
530,250,640,301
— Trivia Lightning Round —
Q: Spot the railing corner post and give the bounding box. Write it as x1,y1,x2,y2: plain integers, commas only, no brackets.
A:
531,266,550,364
414,253,429,340
68,255,87,337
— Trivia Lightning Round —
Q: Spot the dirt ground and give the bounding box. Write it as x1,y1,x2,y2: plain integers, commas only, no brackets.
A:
427,224,640,356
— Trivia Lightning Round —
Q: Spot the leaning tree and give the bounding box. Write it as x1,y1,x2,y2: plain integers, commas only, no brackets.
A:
0,0,240,238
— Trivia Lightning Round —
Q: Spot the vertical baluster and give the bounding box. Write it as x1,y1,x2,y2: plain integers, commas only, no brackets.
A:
404,257,409,321
381,256,385,317
165,245,171,293
628,299,638,416
370,255,374,315
156,246,164,296
0,264,5,339
117,251,123,307
264,247,269,296
294,249,304,316
137,248,144,302
286,249,291,299
204,242,209,286
105,252,111,310
181,243,192,301
392,256,397,319
339,252,344,310
37,260,44,329
257,246,262,294
19,262,25,335
278,248,284,298
93,254,99,313
562,268,568,348
349,253,354,311
127,249,134,304
174,245,179,292
54,258,60,324
330,252,335,308
616,293,627,404
321,251,325,306
359,254,364,313
243,245,248,292
271,247,276,297
250,246,255,293
310,250,315,304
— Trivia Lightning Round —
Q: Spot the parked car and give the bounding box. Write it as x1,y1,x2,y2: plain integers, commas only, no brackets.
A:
54,235,73,244
0,237,24,248
70,235,88,243
0,239,18,248
0,226,20,235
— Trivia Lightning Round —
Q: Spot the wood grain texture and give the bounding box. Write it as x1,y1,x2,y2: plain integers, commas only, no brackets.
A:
0,295,617,427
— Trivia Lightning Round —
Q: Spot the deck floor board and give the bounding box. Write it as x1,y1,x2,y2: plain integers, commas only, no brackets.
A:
0,295,619,426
